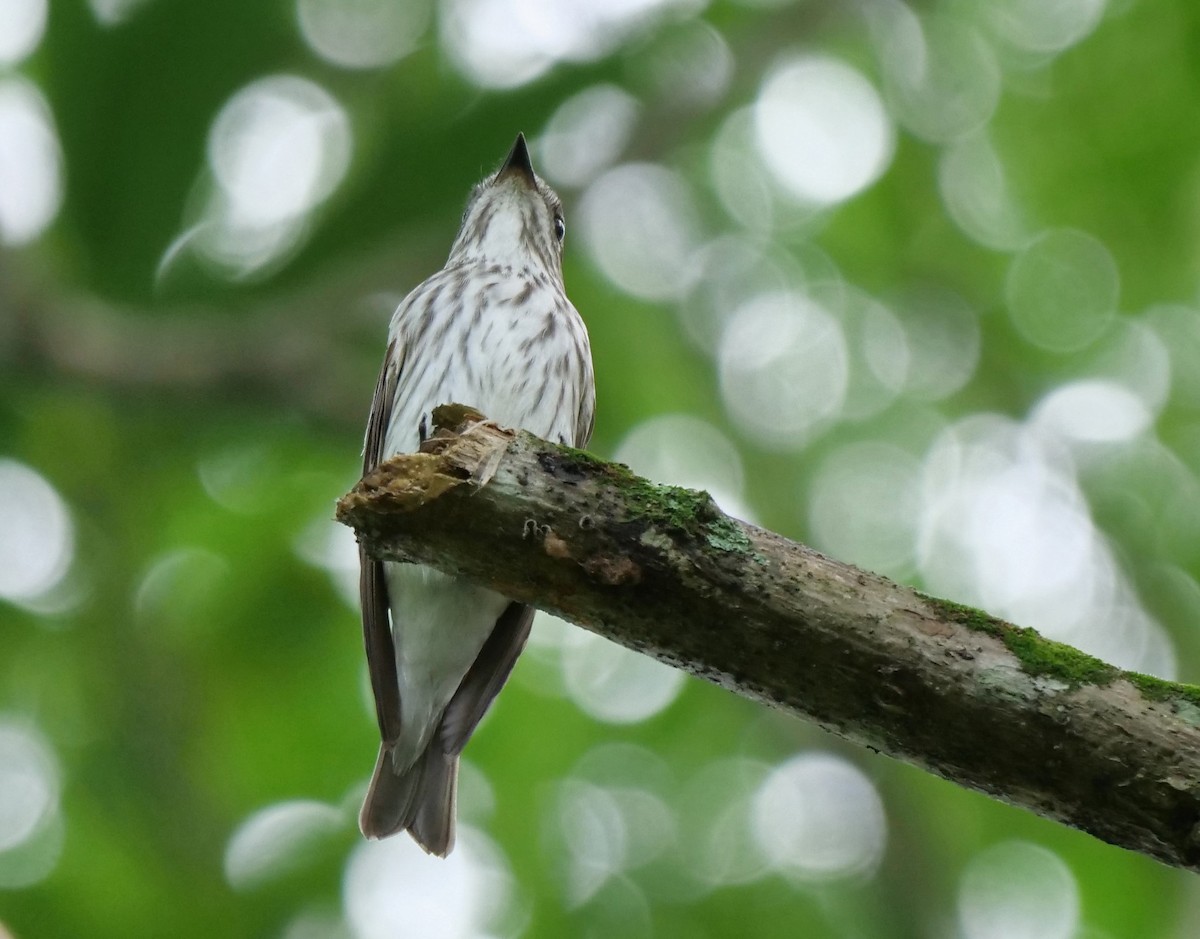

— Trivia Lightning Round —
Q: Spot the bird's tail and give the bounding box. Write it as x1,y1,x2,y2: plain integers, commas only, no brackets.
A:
358,743,459,857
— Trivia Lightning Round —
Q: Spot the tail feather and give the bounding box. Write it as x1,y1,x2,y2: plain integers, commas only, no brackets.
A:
359,743,458,857
410,753,458,857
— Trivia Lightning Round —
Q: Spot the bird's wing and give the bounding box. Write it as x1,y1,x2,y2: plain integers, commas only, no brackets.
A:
360,338,403,749
438,304,594,753
574,317,596,449
576,392,595,450
438,601,536,755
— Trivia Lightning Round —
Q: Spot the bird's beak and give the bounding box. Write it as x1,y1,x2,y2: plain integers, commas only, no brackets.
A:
497,133,537,186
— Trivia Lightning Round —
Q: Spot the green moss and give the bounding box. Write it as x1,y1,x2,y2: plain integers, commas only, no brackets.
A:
621,478,755,556
922,594,1200,715
533,437,756,557
1001,626,1119,687
634,484,730,545
558,444,637,481
1126,672,1200,712
624,479,710,527
921,596,998,633
920,594,1118,687
704,515,756,554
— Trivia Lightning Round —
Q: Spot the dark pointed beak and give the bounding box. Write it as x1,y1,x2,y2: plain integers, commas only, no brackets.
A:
497,132,537,185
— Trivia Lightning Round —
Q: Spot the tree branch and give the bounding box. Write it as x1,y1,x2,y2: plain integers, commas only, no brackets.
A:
336,406,1200,874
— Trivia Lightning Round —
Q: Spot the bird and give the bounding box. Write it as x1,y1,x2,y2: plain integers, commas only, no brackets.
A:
357,133,595,856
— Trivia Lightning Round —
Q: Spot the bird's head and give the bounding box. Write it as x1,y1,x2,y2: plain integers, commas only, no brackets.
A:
448,133,567,274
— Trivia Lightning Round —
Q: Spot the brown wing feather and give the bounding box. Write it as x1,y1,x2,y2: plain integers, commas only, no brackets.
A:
436,363,592,753
361,339,402,748
576,357,596,448
438,602,536,755
576,404,595,450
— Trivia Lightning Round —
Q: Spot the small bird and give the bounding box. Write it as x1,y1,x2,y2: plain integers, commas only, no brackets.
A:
357,134,595,855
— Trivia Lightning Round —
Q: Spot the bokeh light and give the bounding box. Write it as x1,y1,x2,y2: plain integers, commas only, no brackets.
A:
893,287,981,402
296,0,431,69
225,800,344,890
439,0,702,90
455,759,497,827
439,0,553,89
917,414,1170,670
938,132,1027,250
679,758,771,887
560,627,685,724
678,234,838,355
0,718,63,890
872,6,1002,143
709,108,781,233
537,84,641,189
0,0,46,65
678,234,773,351
1031,379,1153,445
577,163,700,302
753,55,894,206
0,720,59,854
1007,228,1119,353
343,826,514,939
1085,318,1171,416
0,78,63,246
634,20,733,109
87,0,152,26
134,547,230,641
983,0,1107,54
556,779,630,905
558,744,678,899
172,75,352,280
529,620,678,728
197,442,280,515
206,75,351,255
295,513,361,609
281,910,353,939
719,290,849,450
1146,304,1200,409
555,776,676,905
808,442,920,576
0,812,63,891
958,841,1080,939
0,459,74,604
751,752,887,882
572,741,674,794
836,285,910,419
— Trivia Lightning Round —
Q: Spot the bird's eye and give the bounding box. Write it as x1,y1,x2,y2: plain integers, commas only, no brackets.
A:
553,215,566,242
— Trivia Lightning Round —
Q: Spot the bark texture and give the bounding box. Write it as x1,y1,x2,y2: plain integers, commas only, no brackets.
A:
336,407,1200,874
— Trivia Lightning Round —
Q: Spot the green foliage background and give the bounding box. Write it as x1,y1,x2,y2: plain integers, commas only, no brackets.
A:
3,0,1200,936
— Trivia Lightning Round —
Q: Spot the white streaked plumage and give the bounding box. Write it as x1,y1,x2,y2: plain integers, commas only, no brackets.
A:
357,134,594,856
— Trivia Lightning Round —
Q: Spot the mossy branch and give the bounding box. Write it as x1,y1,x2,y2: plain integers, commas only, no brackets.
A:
336,405,1200,874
